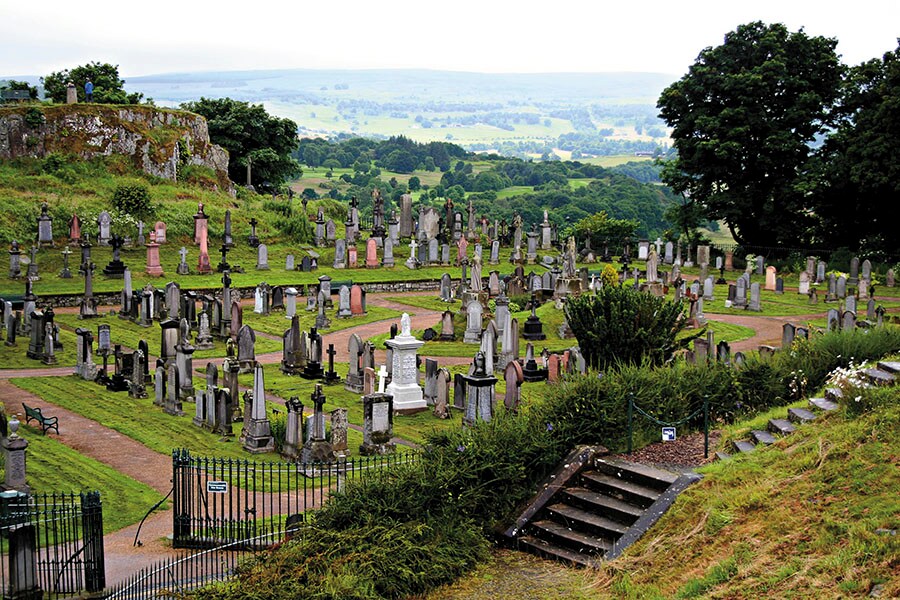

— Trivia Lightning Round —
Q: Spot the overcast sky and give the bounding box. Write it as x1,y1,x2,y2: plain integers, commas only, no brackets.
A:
2,1,897,78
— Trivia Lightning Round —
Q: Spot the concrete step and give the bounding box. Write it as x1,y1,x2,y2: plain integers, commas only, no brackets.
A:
593,457,679,492
545,503,629,539
580,471,660,508
751,430,778,445
733,440,756,454
767,418,796,436
788,407,817,424
825,387,844,402
562,487,644,524
531,519,614,555
809,397,839,412
517,535,601,568
877,361,900,374
864,368,896,386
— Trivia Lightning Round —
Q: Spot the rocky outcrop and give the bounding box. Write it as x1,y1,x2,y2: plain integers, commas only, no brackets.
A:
0,105,233,194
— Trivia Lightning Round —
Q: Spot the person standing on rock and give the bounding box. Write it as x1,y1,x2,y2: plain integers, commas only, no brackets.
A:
84,79,93,102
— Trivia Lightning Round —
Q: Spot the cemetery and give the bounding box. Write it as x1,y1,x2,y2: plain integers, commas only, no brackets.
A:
2,39,900,597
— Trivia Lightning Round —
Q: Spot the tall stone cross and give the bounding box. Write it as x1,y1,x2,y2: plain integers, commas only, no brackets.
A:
179,246,188,265
377,365,388,393
219,244,230,265
29,244,38,263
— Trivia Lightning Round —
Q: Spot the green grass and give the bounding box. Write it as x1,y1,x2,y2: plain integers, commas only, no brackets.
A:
3,430,164,533
11,376,281,460
593,391,900,598
684,319,756,344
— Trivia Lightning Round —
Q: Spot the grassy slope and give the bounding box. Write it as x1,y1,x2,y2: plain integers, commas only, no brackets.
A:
593,396,900,599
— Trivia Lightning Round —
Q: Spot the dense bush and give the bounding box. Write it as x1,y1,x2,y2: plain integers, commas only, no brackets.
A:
564,285,699,369
111,183,152,219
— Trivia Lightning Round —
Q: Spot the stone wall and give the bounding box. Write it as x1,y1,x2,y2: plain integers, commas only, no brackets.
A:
0,105,233,194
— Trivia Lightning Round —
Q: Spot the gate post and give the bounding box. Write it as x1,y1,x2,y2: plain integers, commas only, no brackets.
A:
172,449,192,546
80,491,105,593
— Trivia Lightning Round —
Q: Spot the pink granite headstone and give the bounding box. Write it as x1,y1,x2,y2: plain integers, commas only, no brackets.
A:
145,231,164,276
456,236,468,266
197,226,212,274
348,245,358,269
68,213,82,242
350,285,365,316
365,238,378,269
547,354,561,383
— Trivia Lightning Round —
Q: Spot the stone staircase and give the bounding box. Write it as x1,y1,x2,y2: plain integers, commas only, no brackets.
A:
719,361,898,459
504,448,700,567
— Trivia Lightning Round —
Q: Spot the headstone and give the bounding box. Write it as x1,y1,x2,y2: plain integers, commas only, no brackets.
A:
360,392,395,455
350,285,365,316
382,238,395,267
798,271,810,295
503,360,524,413
748,282,761,311
285,254,295,271
333,239,346,269
145,231,164,276
461,351,498,426
336,286,352,318
384,314,425,412
243,363,275,453
237,325,256,374
365,238,378,268
765,266,777,291
464,301,483,344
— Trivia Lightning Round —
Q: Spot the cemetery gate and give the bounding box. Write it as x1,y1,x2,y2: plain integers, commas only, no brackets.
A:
171,449,417,548
0,491,105,599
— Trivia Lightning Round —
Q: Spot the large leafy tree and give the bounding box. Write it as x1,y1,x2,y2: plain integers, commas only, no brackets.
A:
657,22,843,247
182,98,301,190
42,62,143,104
810,42,900,255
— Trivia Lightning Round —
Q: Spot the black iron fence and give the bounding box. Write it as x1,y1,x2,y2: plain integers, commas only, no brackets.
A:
102,528,286,600
0,491,105,599
171,449,419,548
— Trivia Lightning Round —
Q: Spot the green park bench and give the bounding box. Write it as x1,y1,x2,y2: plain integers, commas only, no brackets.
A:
21,403,59,435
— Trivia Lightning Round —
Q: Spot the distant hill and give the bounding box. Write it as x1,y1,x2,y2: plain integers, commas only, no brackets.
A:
116,68,675,152
122,68,675,104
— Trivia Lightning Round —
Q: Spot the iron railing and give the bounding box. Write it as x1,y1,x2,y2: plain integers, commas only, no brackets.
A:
171,449,419,548
103,528,287,600
0,491,105,599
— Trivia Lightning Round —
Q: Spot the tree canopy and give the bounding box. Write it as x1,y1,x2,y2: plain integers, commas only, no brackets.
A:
810,42,900,256
42,62,143,104
658,22,843,248
182,98,302,190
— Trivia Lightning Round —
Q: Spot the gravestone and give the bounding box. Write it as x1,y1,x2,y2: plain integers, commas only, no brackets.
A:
345,333,364,392
37,202,53,245
798,271,810,295
461,352,498,426
237,325,256,374
434,368,452,419
97,211,112,245
765,266,777,291
503,360,524,413
350,285,366,316
285,254,295,271
333,239,346,269
360,392,395,455
382,238,395,267
385,314,425,412
336,286,352,318
365,238,378,268
464,301,483,343
243,363,275,453
748,283,761,311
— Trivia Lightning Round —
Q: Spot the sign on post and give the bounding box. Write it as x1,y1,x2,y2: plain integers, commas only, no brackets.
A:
662,427,676,442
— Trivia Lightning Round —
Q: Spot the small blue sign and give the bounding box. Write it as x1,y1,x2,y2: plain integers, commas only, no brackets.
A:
662,427,676,442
